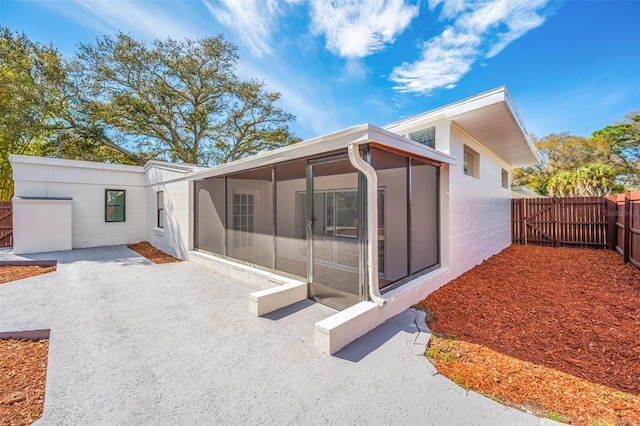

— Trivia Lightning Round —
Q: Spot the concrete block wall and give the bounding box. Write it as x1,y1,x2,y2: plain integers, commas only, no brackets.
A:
446,125,512,279
144,163,195,260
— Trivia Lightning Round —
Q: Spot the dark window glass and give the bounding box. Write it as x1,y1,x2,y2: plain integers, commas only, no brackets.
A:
157,191,164,228
105,189,126,222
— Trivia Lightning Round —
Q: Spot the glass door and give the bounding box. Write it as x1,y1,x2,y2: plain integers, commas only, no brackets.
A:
308,157,362,310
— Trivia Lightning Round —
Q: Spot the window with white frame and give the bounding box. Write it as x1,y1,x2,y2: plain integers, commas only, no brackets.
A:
502,169,509,189
408,126,436,148
156,191,164,228
233,192,255,248
463,145,479,178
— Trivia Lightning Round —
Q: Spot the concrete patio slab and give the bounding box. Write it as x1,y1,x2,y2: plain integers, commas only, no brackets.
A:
0,245,553,425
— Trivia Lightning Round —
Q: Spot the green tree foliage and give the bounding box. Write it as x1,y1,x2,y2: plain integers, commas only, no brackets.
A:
0,27,59,200
0,29,300,201
0,27,141,201
513,112,639,197
547,164,617,197
591,111,640,188
73,33,300,165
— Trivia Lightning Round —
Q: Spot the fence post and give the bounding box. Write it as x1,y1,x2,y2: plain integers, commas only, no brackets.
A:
552,197,558,247
606,198,616,251
623,194,631,263
523,198,528,245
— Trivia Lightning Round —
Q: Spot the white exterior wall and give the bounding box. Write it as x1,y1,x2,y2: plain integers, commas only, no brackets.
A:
12,198,73,254
11,156,146,250
145,164,194,260
446,124,513,279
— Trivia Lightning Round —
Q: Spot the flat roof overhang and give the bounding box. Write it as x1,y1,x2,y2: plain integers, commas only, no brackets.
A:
187,123,456,181
384,86,541,168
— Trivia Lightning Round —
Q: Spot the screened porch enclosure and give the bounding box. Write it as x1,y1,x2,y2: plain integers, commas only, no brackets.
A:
193,146,440,310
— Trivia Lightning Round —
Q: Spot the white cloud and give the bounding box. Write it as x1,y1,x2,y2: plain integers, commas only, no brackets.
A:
310,0,419,58
390,0,550,93
428,0,470,19
69,0,197,40
205,0,283,57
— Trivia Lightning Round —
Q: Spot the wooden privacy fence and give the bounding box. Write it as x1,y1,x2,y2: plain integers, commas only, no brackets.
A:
511,197,613,249
0,202,12,248
512,192,640,269
606,190,640,269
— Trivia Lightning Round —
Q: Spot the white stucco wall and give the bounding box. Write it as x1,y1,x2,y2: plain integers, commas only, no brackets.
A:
10,155,147,251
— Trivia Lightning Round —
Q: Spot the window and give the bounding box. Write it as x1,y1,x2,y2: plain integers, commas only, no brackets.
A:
463,145,479,178
105,189,125,222
408,126,436,148
502,169,509,189
233,193,255,247
156,191,164,228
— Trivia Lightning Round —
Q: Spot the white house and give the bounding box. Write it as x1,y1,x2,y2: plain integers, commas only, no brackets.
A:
9,86,540,354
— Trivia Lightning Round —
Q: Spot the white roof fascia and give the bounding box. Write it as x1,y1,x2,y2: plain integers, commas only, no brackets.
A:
187,124,455,181
144,160,198,174
384,86,541,165
366,125,456,164
502,89,542,164
9,154,144,173
511,186,543,198
383,87,508,132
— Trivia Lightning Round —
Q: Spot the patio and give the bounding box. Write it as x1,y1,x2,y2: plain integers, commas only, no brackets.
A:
0,246,550,425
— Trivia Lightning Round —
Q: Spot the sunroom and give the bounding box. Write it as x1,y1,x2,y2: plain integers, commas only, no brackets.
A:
189,124,454,311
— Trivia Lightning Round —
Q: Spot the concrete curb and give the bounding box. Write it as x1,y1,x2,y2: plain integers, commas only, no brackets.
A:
0,260,57,267
0,329,50,340
411,309,432,356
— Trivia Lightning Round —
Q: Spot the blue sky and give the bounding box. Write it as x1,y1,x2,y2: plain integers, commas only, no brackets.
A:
1,0,638,141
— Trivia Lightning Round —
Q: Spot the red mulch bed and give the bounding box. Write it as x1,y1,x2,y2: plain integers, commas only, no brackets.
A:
127,241,181,264
419,244,640,424
420,245,640,395
0,266,55,285
0,339,49,425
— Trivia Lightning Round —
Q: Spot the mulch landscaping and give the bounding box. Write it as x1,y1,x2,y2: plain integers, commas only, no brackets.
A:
0,265,55,285
0,339,49,425
419,244,640,426
127,241,181,264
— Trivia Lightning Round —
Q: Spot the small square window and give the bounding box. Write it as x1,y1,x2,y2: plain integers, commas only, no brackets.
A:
502,169,509,189
157,191,164,228
408,126,436,148
463,145,479,179
105,189,125,222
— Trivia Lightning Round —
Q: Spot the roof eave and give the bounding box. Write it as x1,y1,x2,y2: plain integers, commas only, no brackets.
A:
187,124,455,181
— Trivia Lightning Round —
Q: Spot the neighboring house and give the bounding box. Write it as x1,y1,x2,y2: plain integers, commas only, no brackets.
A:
9,86,540,354
511,185,543,198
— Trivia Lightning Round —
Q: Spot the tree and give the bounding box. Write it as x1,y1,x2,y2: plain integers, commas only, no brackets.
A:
72,32,299,165
0,27,64,201
212,80,299,163
547,164,617,197
513,114,640,197
591,111,640,188
0,27,140,201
